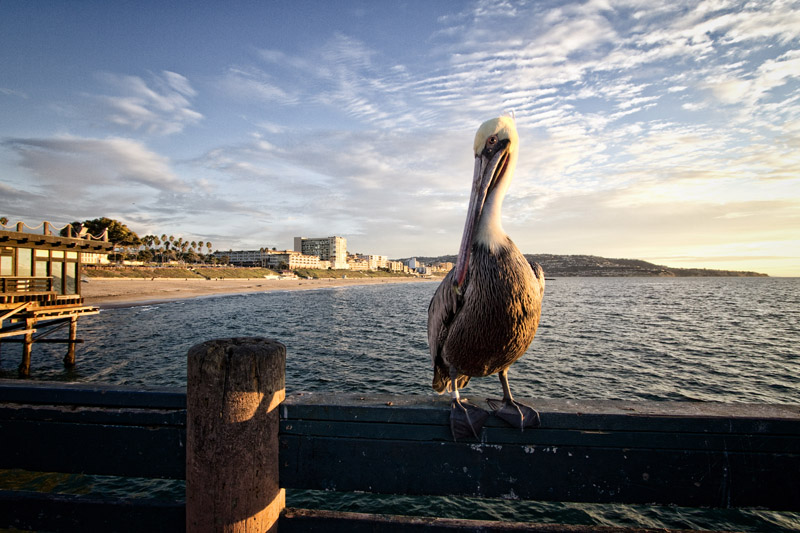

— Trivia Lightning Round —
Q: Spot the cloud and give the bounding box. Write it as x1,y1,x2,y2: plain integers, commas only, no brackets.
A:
3,0,798,274
194,0,798,267
188,123,477,253
3,135,187,195
0,87,29,99
94,71,203,135
219,66,295,105
0,135,253,240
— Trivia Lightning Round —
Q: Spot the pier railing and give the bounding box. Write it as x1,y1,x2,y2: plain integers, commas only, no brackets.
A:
0,337,798,532
0,277,53,295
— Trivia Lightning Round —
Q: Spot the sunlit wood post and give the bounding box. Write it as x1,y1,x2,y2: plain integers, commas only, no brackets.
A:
18,318,34,377
186,337,286,532
64,316,78,367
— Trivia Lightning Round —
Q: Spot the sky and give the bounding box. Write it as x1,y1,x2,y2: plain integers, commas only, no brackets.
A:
1,1,798,276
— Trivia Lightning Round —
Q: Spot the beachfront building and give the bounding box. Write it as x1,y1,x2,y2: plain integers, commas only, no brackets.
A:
211,248,322,270
347,257,370,271
354,254,388,270
387,261,405,273
432,261,454,273
264,251,321,270
1,221,114,375
294,236,348,269
82,251,111,266
212,249,273,267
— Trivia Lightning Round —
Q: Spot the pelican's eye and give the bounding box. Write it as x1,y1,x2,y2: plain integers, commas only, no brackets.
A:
482,134,501,157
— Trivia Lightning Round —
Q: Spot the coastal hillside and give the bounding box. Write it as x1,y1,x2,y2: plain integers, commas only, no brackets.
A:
406,254,768,277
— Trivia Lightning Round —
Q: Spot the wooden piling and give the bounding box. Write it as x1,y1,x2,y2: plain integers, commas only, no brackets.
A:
18,318,34,377
64,316,78,367
186,337,286,533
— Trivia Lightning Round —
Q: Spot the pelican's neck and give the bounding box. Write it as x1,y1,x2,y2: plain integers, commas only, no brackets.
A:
474,190,506,253
474,155,515,253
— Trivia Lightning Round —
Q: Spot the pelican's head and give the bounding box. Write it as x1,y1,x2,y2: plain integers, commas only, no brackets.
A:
453,116,519,291
473,115,518,162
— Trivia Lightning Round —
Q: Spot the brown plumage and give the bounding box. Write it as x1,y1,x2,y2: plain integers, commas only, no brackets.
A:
427,116,545,439
429,241,544,392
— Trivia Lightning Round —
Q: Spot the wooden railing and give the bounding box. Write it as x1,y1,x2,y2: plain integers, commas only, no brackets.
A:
0,338,798,532
0,277,52,294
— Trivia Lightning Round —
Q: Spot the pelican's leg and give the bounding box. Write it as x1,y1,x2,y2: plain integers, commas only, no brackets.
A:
487,369,541,430
449,367,489,440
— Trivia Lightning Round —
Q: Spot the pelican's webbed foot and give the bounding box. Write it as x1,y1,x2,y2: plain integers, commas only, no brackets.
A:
450,398,489,440
487,398,541,430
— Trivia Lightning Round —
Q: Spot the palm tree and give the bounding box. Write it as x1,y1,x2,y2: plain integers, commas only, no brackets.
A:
141,235,154,260
153,236,162,262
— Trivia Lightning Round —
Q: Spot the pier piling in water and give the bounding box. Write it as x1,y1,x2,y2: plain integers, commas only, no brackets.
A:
186,337,286,533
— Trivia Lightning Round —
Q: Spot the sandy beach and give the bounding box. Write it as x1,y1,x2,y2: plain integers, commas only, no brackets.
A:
81,276,435,307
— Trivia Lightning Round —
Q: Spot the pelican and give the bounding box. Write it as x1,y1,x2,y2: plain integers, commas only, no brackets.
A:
427,116,545,440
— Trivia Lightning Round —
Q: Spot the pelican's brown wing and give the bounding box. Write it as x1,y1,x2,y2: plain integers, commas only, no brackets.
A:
427,269,470,393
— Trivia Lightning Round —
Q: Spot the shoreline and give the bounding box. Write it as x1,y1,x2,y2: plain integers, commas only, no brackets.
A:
81,276,437,308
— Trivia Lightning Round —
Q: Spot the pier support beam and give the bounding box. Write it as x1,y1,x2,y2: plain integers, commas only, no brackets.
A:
63,316,78,367
186,337,286,533
18,318,34,377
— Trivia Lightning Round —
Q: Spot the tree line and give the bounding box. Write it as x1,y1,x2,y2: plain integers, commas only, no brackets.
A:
61,217,219,264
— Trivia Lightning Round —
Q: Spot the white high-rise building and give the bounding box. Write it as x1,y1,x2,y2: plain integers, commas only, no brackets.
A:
294,236,348,269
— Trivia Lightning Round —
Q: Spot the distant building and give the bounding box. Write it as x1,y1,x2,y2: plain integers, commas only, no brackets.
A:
294,236,348,269
347,258,370,271
264,251,321,270
432,261,454,273
82,252,111,265
387,261,405,272
212,249,320,269
212,249,271,267
357,254,387,270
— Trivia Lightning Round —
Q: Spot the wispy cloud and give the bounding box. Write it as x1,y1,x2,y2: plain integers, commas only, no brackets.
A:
93,71,203,135
4,136,187,193
0,87,28,99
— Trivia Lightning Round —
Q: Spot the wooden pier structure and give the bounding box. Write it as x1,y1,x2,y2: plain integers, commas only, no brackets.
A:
0,337,798,532
0,222,114,375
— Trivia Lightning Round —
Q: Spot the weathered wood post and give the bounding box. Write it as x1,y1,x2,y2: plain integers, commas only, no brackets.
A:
186,337,286,532
18,318,34,377
63,316,78,367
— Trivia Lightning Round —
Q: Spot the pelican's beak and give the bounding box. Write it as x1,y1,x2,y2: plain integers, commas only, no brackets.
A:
452,140,510,293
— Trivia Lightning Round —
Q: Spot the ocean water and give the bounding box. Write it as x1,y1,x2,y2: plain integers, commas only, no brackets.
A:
4,277,798,404
2,277,799,530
